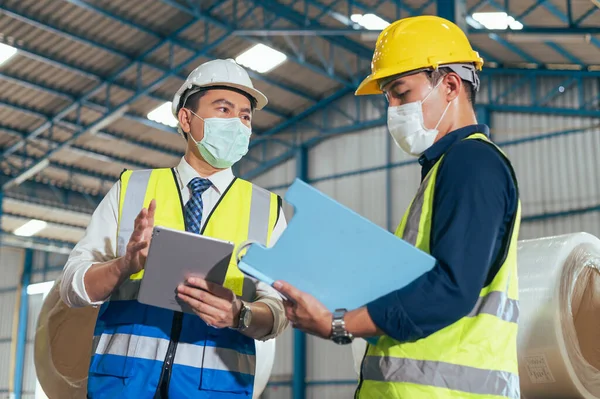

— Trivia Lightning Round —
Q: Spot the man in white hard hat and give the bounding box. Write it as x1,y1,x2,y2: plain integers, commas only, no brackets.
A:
59,59,288,399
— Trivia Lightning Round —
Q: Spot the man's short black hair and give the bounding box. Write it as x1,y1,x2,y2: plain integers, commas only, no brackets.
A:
425,67,477,106
178,86,258,140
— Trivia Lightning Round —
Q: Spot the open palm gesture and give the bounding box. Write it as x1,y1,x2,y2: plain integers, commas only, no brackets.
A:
121,200,156,276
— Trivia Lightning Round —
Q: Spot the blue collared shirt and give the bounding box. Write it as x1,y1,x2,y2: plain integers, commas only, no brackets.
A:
366,124,518,342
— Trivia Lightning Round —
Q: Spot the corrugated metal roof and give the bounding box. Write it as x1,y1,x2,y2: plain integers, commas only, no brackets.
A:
0,0,598,244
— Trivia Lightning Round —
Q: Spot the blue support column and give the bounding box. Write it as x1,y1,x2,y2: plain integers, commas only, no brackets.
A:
293,146,308,399
476,106,490,126
437,0,467,31
476,106,493,140
14,248,33,399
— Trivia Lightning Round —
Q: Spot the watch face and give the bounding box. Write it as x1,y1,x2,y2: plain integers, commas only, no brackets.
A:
333,335,353,345
241,307,252,328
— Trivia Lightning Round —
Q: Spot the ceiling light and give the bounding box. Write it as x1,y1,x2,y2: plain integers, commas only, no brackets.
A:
0,43,17,67
27,281,54,296
14,219,48,237
351,13,390,30
236,44,287,73
471,12,523,30
147,102,178,128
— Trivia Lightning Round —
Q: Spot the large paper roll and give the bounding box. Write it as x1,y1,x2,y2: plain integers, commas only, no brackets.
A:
350,233,600,398
34,280,97,399
34,280,276,398
517,232,600,398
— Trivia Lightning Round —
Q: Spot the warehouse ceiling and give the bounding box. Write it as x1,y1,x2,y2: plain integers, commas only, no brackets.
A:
0,0,599,249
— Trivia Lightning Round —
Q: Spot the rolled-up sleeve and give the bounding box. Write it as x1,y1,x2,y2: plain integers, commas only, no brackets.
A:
366,140,517,342
253,207,289,340
60,181,120,308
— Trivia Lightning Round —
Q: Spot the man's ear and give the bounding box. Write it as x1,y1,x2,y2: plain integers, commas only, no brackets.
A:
178,108,192,134
444,73,462,103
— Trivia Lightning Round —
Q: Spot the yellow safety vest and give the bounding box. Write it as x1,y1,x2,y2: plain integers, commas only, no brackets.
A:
88,168,280,398
356,133,522,399
115,167,281,300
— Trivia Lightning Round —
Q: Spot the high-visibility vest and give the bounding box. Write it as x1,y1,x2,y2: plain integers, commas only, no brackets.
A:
356,133,522,399
87,168,280,399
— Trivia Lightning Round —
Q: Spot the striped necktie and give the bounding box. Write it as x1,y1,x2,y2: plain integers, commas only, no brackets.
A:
184,177,212,234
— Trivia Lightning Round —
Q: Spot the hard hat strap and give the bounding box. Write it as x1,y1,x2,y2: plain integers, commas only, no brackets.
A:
444,63,480,91
378,63,480,93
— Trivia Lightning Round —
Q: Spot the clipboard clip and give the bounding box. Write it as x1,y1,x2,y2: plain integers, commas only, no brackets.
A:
234,240,260,264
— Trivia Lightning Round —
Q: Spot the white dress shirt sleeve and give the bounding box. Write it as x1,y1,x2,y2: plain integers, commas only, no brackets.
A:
253,208,289,340
60,181,120,308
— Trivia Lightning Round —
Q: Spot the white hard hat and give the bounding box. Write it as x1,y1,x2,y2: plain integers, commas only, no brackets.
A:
171,59,268,117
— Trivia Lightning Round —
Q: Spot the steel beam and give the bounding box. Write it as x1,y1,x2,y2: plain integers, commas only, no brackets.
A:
46,1,317,105
0,233,74,254
484,0,587,66
437,0,467,31
4,41,288,121
540,0,600,51
158,0,357,87
246,0,373,59
2,182,99,214
242,65,600,180
232,26,600,36
0,71,178,136
2,14,228,188
0,103,163,170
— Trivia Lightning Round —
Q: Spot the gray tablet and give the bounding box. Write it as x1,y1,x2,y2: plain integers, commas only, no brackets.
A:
137,226,235,314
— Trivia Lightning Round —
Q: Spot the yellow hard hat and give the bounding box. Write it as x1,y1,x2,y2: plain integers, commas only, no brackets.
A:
356,15,484,96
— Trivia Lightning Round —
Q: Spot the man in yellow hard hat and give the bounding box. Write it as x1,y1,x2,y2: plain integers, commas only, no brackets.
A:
273,16,521,398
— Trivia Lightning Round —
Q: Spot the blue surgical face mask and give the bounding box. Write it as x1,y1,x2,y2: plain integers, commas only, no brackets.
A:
186,110,252,169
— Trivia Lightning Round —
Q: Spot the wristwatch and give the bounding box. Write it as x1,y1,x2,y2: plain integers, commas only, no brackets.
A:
330,308,353,345
237,301,253,331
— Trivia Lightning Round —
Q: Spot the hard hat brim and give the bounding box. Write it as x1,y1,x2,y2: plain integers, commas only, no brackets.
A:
355,74,382,96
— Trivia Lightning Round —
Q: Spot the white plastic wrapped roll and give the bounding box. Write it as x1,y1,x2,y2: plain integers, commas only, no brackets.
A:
35,280,276,398
349,233,600,399
517,232,600,399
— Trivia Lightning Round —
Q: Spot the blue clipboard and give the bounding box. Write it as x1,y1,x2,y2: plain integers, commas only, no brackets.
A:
238,179,437,313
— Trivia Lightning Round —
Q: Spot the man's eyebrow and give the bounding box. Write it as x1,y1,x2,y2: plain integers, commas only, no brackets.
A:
212,99,251,113
211,99,235,108
386,79,406,92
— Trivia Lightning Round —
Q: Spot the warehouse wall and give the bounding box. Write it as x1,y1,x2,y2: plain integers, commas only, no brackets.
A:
0,247,23,398
248,73,600,397
0,246,66,399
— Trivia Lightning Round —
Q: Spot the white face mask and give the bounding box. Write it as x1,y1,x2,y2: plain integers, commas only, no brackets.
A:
186,110,252,169
386,80,452,156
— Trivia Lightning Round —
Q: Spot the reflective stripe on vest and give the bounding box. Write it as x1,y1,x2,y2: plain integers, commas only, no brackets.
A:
358,133,521,399
402,172,433,246
92,333,255,375
361,356,520,398
468,289,518,323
